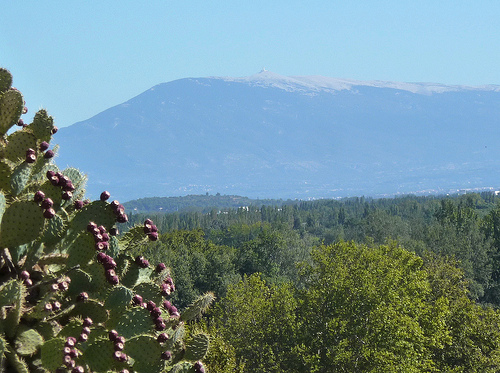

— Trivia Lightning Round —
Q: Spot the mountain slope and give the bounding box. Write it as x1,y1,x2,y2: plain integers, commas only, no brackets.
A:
54,71,500,201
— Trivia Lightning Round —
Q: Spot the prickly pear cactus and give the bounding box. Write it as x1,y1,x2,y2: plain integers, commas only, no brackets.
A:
0,68,213,373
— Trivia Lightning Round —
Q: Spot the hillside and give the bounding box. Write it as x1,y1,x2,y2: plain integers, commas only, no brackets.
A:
53,71,500,201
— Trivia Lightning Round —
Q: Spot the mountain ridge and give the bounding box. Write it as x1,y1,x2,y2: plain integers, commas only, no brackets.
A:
53,71,500,201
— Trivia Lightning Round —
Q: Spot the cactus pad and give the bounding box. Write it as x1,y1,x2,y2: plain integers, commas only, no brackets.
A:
4,131,36,163
31,110,54,142
40,337,66,371
0,160,12,192
70,299,109,324
67,233,96,267
114,307,153,339
184,333,210,361
126,335,165,373
85,337,124,372
11,162,33,196
0,200,45,248
181,292,216,322
105,285,134,310
0,68,12,93
0,89,23,136
14,326,44,356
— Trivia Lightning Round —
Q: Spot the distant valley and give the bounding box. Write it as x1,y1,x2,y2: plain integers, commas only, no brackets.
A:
54,71,500,202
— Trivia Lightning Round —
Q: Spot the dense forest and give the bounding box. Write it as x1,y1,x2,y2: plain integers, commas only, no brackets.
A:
123,191,500,371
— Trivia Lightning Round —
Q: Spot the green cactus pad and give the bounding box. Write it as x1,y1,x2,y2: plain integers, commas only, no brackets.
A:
180,292,216,322
0,279,22,308
67,233,96,267
0,160,12,193
42,211,67,245
11,162,33,196
31,109,54,142
86,262,109,295
0,68,13,93
0,200,45,248
35,320,60,341
70,299,109,324
184,333,210,361
0,335,5,367
40,337,66,372
171,324,186,345
15,326,44,356
84,337,124,372
121,265,153,289
0,89,23,136
4,130,36,163
104,285,134,310
5,280,26,338
114,307,153,339
126,335,165,373
57,318,82,339
67,268,92,297
107,235,120,258
120,225,149,252
37,180,63,209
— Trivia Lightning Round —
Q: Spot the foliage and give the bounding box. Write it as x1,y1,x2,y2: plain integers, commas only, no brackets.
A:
0,68,212,372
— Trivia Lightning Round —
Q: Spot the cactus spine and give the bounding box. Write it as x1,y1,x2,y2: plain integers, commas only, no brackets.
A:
0,68,212,372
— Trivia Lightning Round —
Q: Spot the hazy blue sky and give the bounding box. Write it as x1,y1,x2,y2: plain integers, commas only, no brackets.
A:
2,1,500,127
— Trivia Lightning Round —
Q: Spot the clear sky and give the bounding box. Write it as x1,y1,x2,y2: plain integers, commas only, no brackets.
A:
2,1,500,127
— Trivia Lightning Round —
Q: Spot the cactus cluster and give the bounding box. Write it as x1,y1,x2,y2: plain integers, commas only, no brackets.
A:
0,68,214,372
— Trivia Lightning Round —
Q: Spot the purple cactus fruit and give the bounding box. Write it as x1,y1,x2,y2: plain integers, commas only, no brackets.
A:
63,182,75,192
148,231,159,241
156,262,166,272
70,348,79,359
51,126,58,134
71,366,84,373
41,198,54,209
34,190,45,203
108,275,119,285
57,174,69,187
157,333,169,343
83,317,93,327
165,277,174,285
44,303,53,312
119,370,130,373
146,300,156,311
49,175,60,186
63,354,73,367
151,224,158,232
101,232,110,242
46,170,56,179
161,284,171,297
163,300,172,310
44,149,55,159
109,227,118,236
110,200,120,210
144,218,154,226
78,333,88,343
116,212,128,223
87,221,98,232
20,270,30,280
96,252,107,263
62,191,73,200
82,326,91,335
39,141,49,151
194,361,205,373
95,241,109,251
132,294,143,305
115,351,128,362
25,151,36,163
144,224,153,234
103,258,117,270
135,256,149,268
105,269,116,279
65,336,77,347
155,321,166,331
63,346,72,355
115,335,126,345
151,307,162,318
93,233,103,242
77,292,89,302
58,281,69,291
50,283,59,292
22,106,28,114
114,342,125,351
171,311,180,318
108,330,119,341
74,200,84,209
161,351,172,360
23,278,33,287
26,148,35,155
43,208,56,219
97,225,106,233
52,301,61,311
100,191,111,201
17,118,24,126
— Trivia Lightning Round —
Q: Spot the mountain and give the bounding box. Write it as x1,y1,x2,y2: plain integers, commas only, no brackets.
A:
53,70,500,201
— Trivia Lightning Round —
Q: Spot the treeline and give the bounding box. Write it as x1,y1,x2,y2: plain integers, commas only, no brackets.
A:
128,191,500,371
